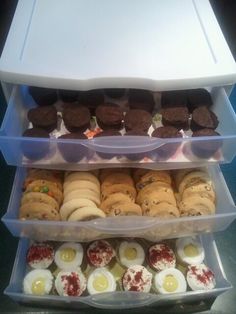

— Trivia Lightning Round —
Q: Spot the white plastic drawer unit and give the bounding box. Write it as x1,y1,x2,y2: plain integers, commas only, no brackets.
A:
4,235,232,309
2,165,236,242
0,0,236,170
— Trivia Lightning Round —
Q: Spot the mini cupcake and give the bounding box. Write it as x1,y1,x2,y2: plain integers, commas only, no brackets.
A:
26,242,54,269
190,107,219,131
128,89,155,113
122,265,152,292
27,106,58,132
124,109,152,132
176,237,205,265
118,241,145,268
187,264,216,290
161,107,189,130
93,130,121,160
191,128,222,158
28,86,58,106
54,242,84,271
87,268,116,295
124,130,149,161
148,243,176,271
23,269,53,295
154,268,187,294
150,126,182,161
161,90,187,108
55,269,87,296
86,240,115,267
78,89,104,115
22,127,50,160
104,88,126,99
63,105,91,132
58,90,78,103
58,132,91,162
187,88,213,113
95,104,124,130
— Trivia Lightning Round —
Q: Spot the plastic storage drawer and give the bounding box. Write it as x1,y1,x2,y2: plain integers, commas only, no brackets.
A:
4,234,231,310
2,165,236,242
0,86,236,170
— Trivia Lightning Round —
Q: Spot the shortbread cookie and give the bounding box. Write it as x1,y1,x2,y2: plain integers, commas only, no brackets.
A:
64,180,100,196
68,207,106,221
136,170,171,191
64,172,100,189
101,183,137,202
101,174,134,191
178,171,211,195
21,192,59,211
179,196,215,216
181,183,215,203
100,193,132,213
25,180,63,205
64,189,100,206
107,203,142,216
60,198,97,221
19,202,60,220
143,202,180,218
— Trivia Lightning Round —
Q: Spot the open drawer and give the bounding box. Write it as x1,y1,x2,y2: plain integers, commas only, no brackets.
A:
4,234,231,310
2,165,236,242
0,86,236,171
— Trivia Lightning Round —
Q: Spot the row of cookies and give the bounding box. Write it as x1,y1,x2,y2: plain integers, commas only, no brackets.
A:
20,169,64,220
134,169,180,218
99,169,142,216
174,169,216,216
60,171,105,221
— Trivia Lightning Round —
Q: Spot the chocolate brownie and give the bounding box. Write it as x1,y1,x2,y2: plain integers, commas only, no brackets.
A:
93,130,121,159
27,106,57,132
58,133,91,162
63,105,91,132
161,107,190,130
95,104,124,130
124,109,152,132
128,89,155,113
187,88,213,113
28,87,58,106
78,90,104,115
58,90,78,103
150,126,182,161
124,130,149,161
190,107,219,131
161,90,187,108
22,128,50,160
104,89,126,99
191,128,222,158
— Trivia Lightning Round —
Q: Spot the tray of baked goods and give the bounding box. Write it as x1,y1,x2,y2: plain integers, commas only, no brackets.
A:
4,235,231,309
2,166,236,241
0,85,236,170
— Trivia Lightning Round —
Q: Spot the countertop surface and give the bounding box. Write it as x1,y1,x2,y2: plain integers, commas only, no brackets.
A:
0,0,236,313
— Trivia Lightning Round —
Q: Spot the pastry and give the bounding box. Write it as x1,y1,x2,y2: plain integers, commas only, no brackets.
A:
93,130,121,159
122,265,152,292
87,268,116,295
26,242,54,269
104,89,126,99
154,268,187,294
54,242,83,270
118,241,145,267
128,89,155,113
27,106,57,132
187,88,213,113
63,105,91,132
161,90,187,108
190,107,219,131
186,264,216,290
86,240,115,267
95,104,124,130
176,237,205,265
124,109,152,132
78,89,104,115
161,107,189,130
28,86,57,106
23,269,53,295
148,243,176,271
55,270,86,296
58,89,78,102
